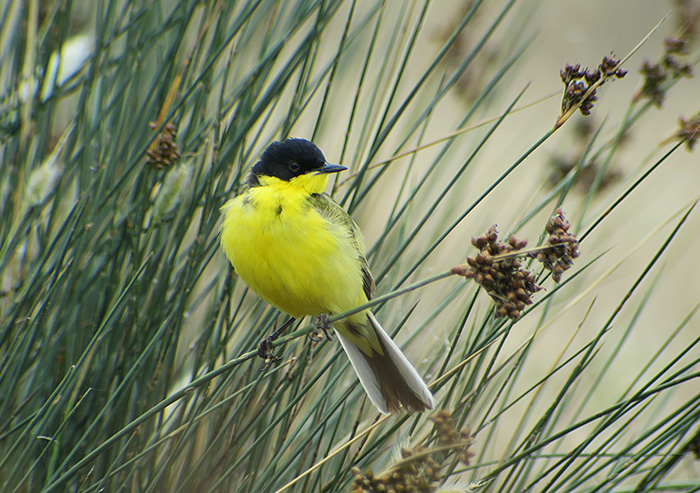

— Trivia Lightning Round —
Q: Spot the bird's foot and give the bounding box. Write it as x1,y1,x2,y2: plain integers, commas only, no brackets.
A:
258,336,281,365
257,317,295,364
310,314,333,342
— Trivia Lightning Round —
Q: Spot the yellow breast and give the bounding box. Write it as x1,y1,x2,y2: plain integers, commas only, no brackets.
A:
220,177,366,318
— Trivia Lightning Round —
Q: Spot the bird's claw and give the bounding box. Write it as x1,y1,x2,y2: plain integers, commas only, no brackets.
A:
258,337,281,365
309,314,333,342
257,317,296,365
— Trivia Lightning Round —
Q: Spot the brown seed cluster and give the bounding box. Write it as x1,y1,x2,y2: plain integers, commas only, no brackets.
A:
545,118,625,196
638,38,693,108
638,61,667,107
532,208,580,283
351,410,474,493
464,225,541,320
678,112,700,151
546,154,622,195
351,450,439,493
146,122,181,170
560,55,627,116
436,1,496,104
453,210,580,319
430,410,475,466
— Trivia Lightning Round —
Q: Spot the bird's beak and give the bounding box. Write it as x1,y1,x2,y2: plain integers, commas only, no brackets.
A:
315,163,347,175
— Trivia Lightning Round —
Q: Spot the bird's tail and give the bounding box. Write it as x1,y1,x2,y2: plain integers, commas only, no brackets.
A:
335,311,436,414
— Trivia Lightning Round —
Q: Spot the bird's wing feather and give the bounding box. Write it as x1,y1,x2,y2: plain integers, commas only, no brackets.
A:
336,312,436,414
308,193,375,300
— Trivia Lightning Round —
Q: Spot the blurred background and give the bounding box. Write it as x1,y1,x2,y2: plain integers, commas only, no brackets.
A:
1,0,699,491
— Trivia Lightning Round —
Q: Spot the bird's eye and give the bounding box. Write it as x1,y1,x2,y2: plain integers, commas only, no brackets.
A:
288,161,300,172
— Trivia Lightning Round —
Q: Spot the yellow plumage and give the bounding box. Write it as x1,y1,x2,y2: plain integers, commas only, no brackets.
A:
219,139,434,413
221,174,362,318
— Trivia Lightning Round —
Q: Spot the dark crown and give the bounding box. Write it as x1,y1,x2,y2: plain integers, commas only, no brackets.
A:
251,139,327,181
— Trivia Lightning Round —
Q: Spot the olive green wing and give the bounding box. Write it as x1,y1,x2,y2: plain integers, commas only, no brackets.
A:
308,193,376,300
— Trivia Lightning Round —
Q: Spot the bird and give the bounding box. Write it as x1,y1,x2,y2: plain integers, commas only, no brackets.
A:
219,138,435,414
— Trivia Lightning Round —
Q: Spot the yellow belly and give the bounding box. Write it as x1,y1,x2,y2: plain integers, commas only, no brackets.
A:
220,183,366,319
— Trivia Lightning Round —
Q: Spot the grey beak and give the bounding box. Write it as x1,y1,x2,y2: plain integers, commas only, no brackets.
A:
315,163,347,175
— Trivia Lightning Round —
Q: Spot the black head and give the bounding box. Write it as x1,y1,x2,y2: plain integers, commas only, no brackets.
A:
249,138,344,183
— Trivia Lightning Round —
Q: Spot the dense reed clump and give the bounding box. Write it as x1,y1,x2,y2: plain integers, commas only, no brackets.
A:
1,1,698,492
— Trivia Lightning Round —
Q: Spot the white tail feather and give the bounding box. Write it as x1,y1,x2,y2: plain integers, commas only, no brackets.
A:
336,312,435,414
